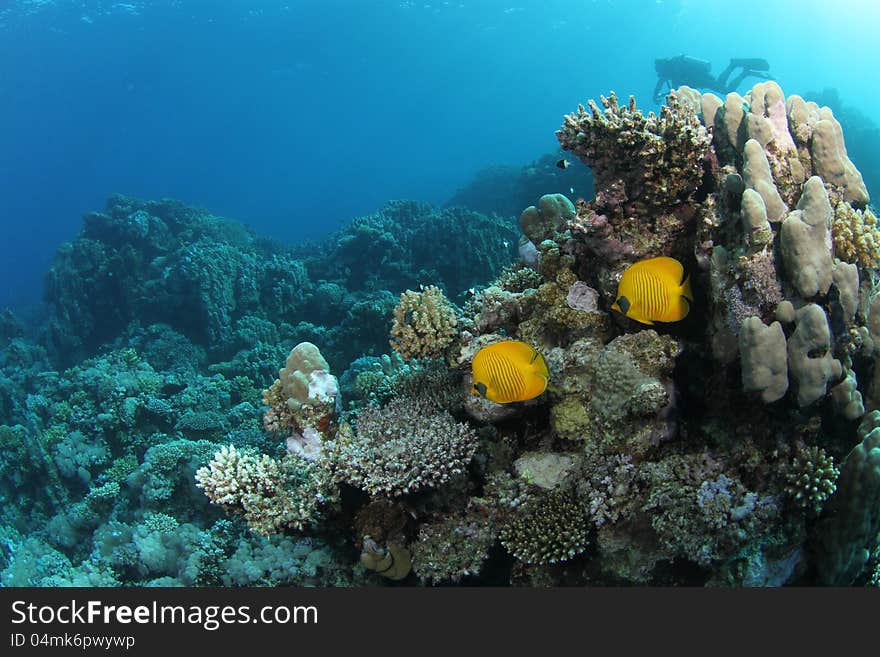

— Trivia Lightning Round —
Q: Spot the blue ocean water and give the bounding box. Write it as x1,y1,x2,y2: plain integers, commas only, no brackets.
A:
1,0,877,310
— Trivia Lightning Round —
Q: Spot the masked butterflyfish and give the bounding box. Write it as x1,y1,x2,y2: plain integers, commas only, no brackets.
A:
471,340,549,404
611,256,693,325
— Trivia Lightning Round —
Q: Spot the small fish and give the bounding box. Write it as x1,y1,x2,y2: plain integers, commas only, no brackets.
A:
611,256,693,325
556,158,571,169
471,340,549,404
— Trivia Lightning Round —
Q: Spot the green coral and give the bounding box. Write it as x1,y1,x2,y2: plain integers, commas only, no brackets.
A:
784,445,839,513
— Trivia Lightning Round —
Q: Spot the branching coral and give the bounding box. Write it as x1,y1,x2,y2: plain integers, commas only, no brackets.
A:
783,444,839,513
337,397,477,496
556,89,710,214
411,513,496,585
498,490,590,565
194,445,334,536
389,286,459,361
832,202,880,269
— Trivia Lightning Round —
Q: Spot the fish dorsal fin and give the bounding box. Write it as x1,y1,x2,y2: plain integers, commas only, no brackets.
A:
647,256,685,284
531,350,549,379
494,340,536,362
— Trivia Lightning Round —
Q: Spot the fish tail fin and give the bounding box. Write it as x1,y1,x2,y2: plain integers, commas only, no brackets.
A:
681,274,694,302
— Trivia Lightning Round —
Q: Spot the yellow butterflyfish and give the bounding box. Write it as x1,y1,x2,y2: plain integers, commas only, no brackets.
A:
611,256,693,325
471,340,549,404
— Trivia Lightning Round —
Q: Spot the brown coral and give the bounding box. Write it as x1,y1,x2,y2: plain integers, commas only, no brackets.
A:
389,285,459,361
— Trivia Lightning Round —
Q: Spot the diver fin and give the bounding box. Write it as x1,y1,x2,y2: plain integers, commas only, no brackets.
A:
730,58,770,70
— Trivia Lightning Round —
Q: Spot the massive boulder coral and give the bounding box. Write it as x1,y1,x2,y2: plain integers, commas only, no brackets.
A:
262,341,339,443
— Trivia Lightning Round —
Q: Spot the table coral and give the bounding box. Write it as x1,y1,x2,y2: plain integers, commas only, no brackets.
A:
557,89,710,216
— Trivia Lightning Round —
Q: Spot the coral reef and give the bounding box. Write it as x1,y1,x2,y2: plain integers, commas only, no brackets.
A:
5,78,880,588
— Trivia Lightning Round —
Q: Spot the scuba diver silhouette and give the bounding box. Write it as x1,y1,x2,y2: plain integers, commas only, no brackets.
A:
653,55,773,102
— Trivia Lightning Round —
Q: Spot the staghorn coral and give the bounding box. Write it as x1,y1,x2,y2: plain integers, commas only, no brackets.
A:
337,397,478,496
498,489,590,565
389,286,459,361
194,445,335,536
